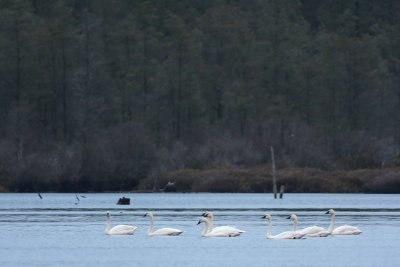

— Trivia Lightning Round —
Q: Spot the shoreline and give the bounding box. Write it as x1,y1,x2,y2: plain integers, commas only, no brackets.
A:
2,167,399,194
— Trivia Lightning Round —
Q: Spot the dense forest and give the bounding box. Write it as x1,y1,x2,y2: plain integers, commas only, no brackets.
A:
0,0,399,193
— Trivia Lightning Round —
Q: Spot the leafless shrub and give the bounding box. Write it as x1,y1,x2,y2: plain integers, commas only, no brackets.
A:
188,131,263,168
0,139,17,189
284,120,336,170
81,122,155,191
334,131,398,169
364,169,400,193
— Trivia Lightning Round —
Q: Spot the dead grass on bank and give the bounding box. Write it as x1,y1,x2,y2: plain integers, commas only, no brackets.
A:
155,167,400,193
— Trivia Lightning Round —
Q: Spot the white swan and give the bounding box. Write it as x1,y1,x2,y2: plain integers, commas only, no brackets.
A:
201,211,245,235
197,217,242,237
262,214,305,239
326,209,362,235
287,214,307,239
105,211,137,235
300,225,330,237
143,212,183,236
293,214,330,237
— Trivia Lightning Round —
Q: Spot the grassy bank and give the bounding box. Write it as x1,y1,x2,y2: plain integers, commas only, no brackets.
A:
1,167,399,193
139,167,400,193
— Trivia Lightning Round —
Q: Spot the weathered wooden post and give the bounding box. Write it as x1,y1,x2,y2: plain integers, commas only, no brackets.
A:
271,146,277,199
34,186,42,199
279,184,285,199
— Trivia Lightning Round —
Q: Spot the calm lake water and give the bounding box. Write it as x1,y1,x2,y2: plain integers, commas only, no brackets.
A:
1,193,399,266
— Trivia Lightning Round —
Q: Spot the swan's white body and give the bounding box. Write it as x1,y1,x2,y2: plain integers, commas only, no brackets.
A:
262,214,305,239
300,226,330,237
332,225,362,235
296,213,330,237
201,211,244,236
197,217,242,237
326,209,362,235
144,212,183,236
105,211,137,235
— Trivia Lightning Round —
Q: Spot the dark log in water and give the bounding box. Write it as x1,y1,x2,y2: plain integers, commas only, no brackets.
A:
117,197,130,205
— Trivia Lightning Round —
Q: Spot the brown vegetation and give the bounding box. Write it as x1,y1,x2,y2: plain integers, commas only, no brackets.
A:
140,167,400,193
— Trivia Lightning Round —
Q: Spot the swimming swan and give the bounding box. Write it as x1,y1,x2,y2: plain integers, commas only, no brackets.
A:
197,217,242,237
325,209,362,235
262,214,305,239
105,211,137,235
287,214,307,239
293,214,330,237
300,225,330,237
201,211,244,235
143,212,183,236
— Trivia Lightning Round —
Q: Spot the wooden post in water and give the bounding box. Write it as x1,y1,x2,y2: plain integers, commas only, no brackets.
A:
271,146,277,199
34,186,42,199
279,184,285,199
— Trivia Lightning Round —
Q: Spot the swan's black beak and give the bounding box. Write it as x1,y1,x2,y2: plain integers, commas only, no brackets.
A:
201,212,208,217
262,215,266,219
197,220,201,225
325,211,329,214
143,214,147,217
286,216,291,219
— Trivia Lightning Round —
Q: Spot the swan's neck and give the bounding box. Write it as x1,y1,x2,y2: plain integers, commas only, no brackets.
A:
328,213,335,233
293,218,298,232
105,216,111,234
267,218,272,238
208,214,214,233
202,219,210,236
147,214,154,235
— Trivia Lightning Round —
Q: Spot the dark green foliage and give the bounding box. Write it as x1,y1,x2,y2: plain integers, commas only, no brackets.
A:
0,0,399,192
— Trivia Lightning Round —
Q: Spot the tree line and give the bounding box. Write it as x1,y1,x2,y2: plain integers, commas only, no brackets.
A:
0,0,399,192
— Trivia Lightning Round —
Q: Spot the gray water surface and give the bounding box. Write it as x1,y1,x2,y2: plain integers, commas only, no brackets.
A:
1,193,399,266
